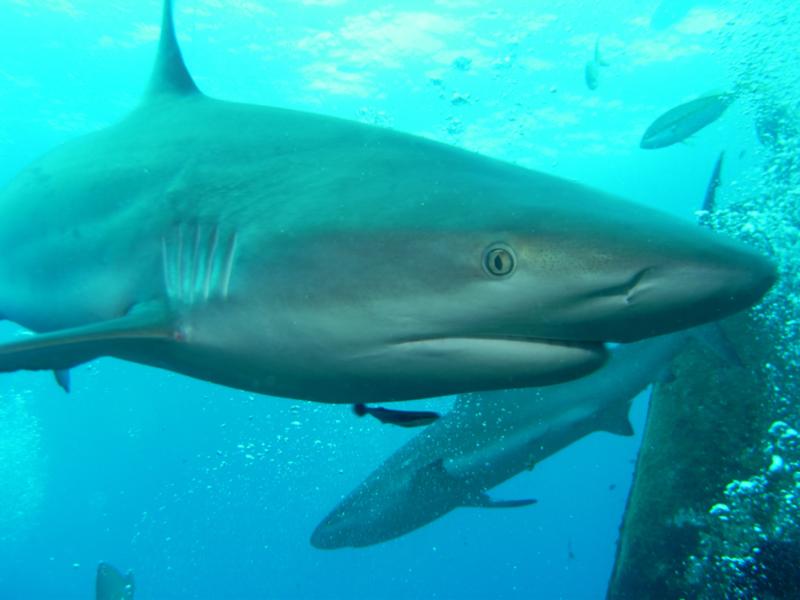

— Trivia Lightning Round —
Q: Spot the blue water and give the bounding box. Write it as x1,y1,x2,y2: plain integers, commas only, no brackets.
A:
0,1,788,598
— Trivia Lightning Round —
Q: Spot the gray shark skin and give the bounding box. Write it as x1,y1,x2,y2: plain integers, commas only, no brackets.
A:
311,332,695,549
0,1,774,403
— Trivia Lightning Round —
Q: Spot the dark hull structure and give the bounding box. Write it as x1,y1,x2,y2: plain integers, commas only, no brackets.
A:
607,314,775,598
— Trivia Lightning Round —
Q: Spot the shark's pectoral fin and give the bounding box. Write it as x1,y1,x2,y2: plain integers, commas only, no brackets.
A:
0,303,177,374
53,369,71,392
465,493,538,509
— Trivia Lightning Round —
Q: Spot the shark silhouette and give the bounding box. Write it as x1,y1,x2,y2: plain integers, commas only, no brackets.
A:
0,1,774,403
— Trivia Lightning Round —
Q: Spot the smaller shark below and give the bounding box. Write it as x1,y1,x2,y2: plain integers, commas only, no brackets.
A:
96,562,134,600
311,328,722,549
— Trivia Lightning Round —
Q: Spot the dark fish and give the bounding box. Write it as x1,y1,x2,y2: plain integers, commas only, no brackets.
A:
702,151,725,213
353,403,440,428
584,38,609,91
640,93,734,149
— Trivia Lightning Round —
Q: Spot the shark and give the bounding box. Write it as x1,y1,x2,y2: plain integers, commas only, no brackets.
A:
311,328,717,548
0,1,775,404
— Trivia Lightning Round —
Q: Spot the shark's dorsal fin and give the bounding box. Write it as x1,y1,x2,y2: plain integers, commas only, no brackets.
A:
144,0,200,100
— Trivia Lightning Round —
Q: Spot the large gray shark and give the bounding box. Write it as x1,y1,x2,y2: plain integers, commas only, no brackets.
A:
311,330,706,548
0,1,774,404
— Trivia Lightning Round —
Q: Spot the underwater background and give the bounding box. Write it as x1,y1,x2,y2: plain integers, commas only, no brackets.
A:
0,1,797,598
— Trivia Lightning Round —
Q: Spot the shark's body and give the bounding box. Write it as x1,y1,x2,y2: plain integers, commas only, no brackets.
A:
311,331,697,548
0,2,774,403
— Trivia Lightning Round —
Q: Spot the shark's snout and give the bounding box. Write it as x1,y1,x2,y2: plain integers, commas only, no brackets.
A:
310,518,350,550
310,527,337,550
664,239,776,323
609,239,776,342
713,246,777,310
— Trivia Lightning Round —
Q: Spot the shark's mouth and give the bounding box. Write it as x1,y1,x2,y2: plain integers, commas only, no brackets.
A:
389,336,609,387
396,335,606,353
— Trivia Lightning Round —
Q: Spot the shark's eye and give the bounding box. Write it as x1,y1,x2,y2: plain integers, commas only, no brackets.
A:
483,244,516,278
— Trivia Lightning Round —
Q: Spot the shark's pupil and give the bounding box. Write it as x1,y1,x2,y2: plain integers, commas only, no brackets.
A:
483,245,515,277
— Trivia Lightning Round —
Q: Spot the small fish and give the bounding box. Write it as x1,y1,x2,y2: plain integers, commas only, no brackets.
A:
640,92,735,149
584,38,609,91
353,404,440,428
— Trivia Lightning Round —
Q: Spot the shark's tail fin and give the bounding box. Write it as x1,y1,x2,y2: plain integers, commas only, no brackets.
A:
595,399,635,437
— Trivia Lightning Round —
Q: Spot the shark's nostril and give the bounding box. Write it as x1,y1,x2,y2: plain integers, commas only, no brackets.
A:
624,267,653,305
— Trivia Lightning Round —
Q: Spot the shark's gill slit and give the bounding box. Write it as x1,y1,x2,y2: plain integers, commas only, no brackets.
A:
161,235,171,297
220,230,238,299
189,223,203,302
175,223,184,302
161,223,234,303
203,224,220,299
